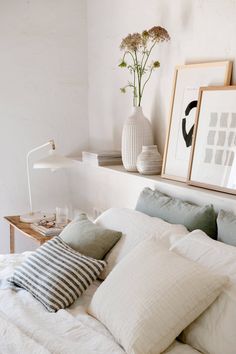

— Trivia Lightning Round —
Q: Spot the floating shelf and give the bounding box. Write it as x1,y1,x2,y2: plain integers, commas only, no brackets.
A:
73,158,236,211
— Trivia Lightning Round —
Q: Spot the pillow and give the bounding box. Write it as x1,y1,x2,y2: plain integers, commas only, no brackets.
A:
163,341,202,354
60,213,121,260
95,208,188,279
135,187,217,238
88,239,227,354
8,236,106,312
217,209,236,246
170,230,236,354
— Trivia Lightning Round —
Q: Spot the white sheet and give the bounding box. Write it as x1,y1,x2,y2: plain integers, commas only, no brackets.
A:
0,252,201,354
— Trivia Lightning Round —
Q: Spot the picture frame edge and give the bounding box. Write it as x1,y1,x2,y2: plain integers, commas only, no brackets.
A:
162,60,232,183
188,85,236,195
188,179,236,196
161,66,179,178
161,173,187,183
187,87,205,183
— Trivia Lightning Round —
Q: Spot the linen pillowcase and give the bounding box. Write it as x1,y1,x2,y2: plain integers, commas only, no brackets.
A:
8,236,106,312
170,230,236,354
88,239,227,354
95,208,188,279
60,213,121,260
217,209,236,246
163,341,202,354
135,187,217,238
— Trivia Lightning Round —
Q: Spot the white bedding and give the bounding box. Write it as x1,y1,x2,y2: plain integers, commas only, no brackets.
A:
0,253,201,354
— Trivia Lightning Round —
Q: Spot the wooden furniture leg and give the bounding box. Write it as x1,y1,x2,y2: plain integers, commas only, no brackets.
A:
10,224,15,253
4,216,55,252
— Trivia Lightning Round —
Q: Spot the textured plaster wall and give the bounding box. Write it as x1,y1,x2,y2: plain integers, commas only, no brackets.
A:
0,0,88,253
70,0,236,217
87,0,236,154
1,0,236,252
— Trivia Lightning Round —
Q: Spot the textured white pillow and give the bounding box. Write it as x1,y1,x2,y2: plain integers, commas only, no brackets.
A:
170,230,236,354
163,341,201,353
95,208,188,279
89,239,227,354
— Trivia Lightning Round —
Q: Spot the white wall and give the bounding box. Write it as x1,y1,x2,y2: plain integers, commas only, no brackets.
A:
70,162,236,216
71,0,236,217
1,0,236,253
87,0,236,153
0,0,88,253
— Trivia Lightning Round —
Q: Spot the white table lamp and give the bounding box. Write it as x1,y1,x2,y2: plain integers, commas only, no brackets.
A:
20,139,75,223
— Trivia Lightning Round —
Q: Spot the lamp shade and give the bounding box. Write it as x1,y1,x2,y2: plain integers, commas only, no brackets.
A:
33,149,75,169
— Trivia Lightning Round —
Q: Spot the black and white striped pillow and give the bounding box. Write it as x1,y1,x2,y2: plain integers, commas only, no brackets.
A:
8,236,106,312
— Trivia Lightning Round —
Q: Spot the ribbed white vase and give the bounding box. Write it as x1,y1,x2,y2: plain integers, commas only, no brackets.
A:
122,107,154,172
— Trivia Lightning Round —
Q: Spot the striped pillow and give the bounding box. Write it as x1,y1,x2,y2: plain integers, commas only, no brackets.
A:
8,236,106,312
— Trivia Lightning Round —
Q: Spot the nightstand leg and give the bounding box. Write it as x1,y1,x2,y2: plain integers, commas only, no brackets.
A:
10,225,15,253
40,239,47,246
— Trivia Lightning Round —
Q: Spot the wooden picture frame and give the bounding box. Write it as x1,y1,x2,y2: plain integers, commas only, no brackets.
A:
162,61,232,182
188,85,236,195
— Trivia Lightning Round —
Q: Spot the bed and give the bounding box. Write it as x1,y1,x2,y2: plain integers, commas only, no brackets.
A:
0,188,235,354
0,251,200,354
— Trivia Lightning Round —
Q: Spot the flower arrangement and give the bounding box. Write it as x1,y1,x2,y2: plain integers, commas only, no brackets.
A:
119,26,170,107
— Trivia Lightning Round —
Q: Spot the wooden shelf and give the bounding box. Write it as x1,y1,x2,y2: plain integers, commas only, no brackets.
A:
73,158,236,211
74,159,234,196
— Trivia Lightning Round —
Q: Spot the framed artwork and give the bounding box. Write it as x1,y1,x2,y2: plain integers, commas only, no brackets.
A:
188,86,236,195
162,61,232,182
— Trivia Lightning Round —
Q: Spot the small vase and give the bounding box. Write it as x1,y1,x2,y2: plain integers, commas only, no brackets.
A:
136,145,162,175
122,107,153,172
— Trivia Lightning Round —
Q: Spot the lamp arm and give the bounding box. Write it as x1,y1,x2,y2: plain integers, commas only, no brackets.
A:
26,140,55,214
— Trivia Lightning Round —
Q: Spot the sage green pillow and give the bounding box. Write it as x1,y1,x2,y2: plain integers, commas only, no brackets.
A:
217,209,236,246
135,188,217,239
60,213,122,259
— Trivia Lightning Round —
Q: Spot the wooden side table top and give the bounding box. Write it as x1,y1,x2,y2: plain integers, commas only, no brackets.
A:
4,215,53,246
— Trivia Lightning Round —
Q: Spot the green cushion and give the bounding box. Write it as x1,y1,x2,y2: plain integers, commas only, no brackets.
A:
60,213,122,259
135,188,217,238
217,209,236,246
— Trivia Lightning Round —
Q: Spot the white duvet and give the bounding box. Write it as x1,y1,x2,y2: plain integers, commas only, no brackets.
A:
0,253,201,354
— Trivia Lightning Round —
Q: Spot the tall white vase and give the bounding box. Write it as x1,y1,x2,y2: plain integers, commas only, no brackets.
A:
122,107,154,172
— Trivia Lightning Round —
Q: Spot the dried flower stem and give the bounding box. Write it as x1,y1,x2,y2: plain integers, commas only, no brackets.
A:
119,26,170,106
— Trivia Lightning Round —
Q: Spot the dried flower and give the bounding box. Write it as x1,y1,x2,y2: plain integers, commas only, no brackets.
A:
119,25,170,106
141,30,149,47
148,26,170,42
142,30,149,37
120,33,142,51
119,60,127,68
153,60,160,68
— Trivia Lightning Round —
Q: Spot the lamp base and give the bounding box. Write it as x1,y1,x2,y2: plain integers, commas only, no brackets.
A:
20,212,55,223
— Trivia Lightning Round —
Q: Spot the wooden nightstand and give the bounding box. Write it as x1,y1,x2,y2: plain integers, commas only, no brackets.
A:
4,216,53,253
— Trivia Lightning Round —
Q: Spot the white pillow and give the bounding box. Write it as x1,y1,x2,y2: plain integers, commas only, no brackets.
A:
163,341,201,353
95,208,188,279
89,239,227,354
170,230,236,354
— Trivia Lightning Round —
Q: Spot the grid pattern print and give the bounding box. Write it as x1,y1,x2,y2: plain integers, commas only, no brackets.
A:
204,112,236,166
